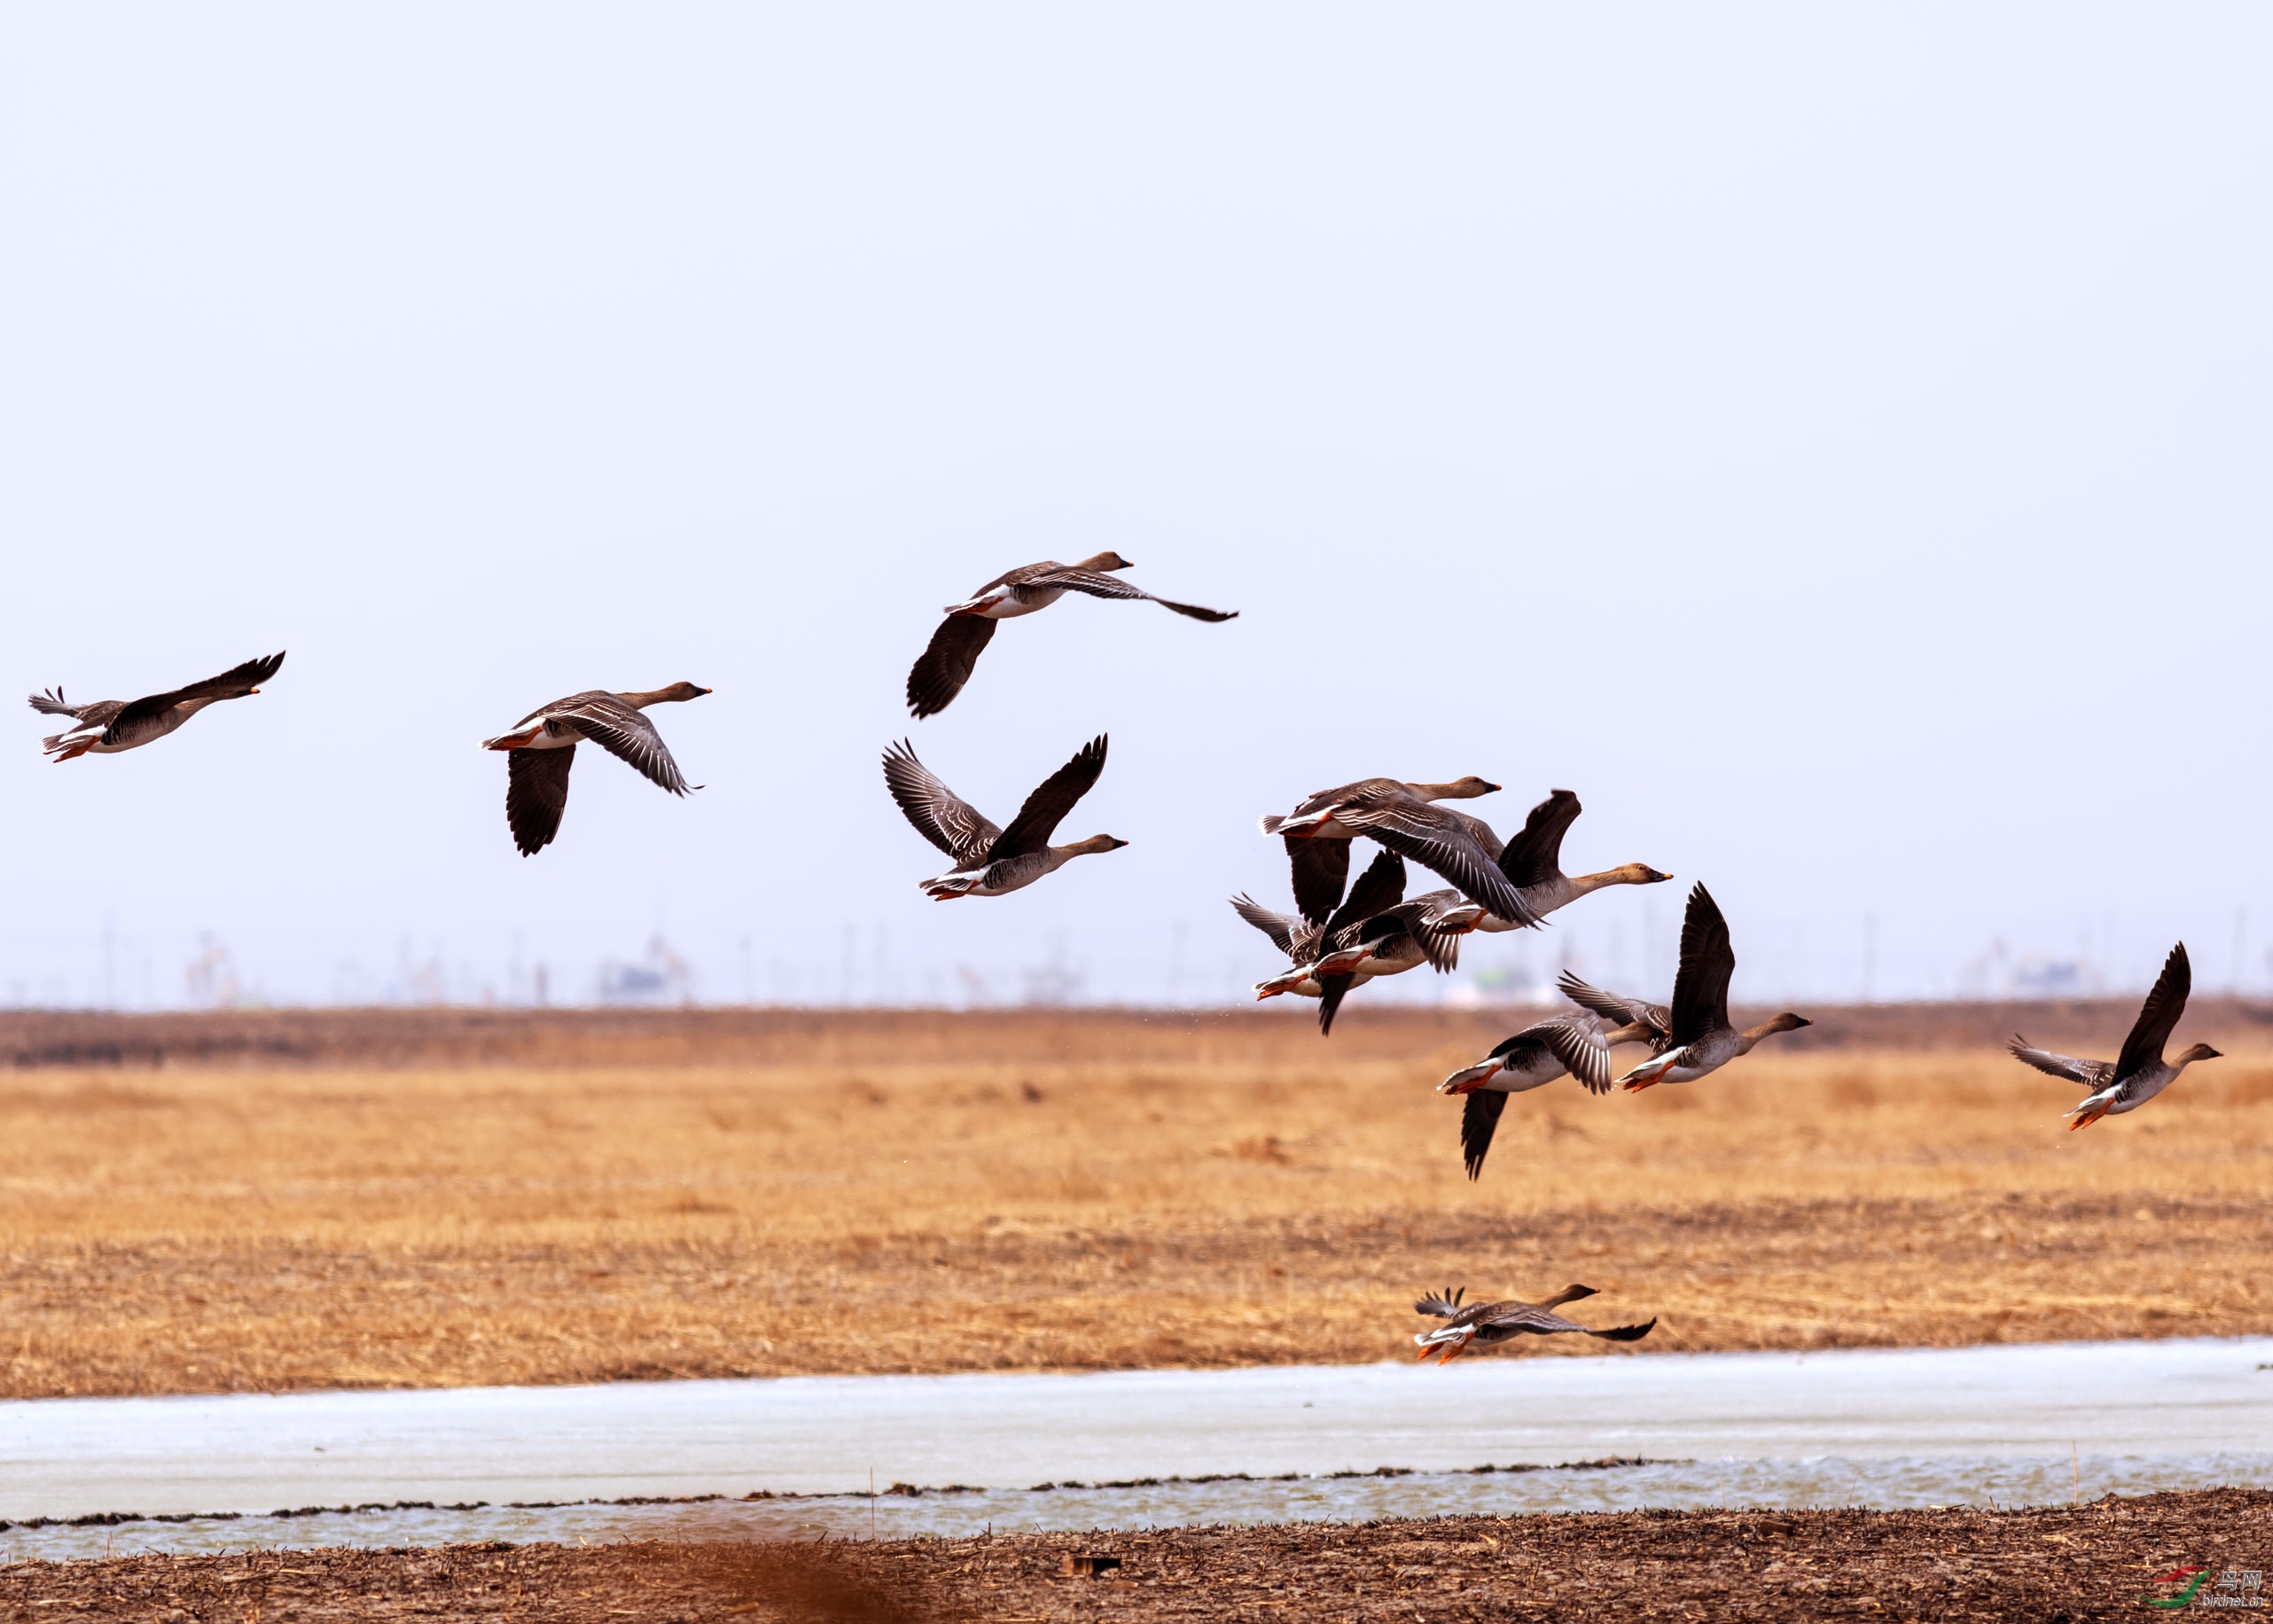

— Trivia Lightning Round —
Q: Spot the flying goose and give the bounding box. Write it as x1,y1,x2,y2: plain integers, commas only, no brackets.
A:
1239,850,1462,1034
1618,883,1811,1090
906,554,1236,718
1300,903,1466,1035
480,683,710,855
1261,776,1500,925
1438,1011,1614,1180
28,652,285,761
2009,942,2220,1129
1464,791,1672,931
1556,971,1675,1054
1234,847,1411,991
886,735,1126,898
1269,778,1541,928
1411,1284,1657,1364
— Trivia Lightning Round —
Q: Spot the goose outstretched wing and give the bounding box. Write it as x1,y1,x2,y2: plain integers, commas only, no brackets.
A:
906,616,997,719
2116,942,2191,1083
988,735,1108,861
1338,793,1540,926
2005,1037,2114,1089
884,740,1002,866
1024,566,1238,621
100,651,285,746
1230,894,1301,958
506,746,576,856
1668,883,1735,1044
1460,1090,1507,1180
1498,790,1581,888
1533,1011,1613,1095
551,694,693,794
1558,972,1672,1040
1285,834,1352,928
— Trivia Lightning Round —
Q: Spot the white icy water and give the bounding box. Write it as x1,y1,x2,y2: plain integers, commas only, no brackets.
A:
4,1337,2267,1560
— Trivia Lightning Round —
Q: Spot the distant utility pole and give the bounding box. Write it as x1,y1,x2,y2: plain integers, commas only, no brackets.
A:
1862,915,1878,1005
2234,909,2248,995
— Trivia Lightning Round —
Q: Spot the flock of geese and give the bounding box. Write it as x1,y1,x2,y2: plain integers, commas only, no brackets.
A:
27,554,2227,1362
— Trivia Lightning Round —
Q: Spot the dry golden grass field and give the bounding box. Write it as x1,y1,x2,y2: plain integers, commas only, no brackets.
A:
0,1003,2269,1398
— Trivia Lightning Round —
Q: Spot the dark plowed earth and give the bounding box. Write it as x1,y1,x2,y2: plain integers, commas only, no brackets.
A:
3,1491,2264,1620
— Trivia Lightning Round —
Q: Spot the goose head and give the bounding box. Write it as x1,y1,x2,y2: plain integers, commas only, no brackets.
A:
1074,550,1134,571
2175,1042,2222,1066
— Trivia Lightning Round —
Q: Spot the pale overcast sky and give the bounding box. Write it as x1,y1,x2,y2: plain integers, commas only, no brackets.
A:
3,5,2267,1010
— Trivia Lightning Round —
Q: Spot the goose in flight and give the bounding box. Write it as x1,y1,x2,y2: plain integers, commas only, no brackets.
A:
1438,1011,1614,1180
29,652,285,761
1265,777,1539,928
886,735,1125,898
1300,902,1465,1035
480,683,710,855
1235,847,1411,995
1238,850,1462,1035
1618,883,1811,1090
2009,943,2220,1129
1412,1284,1657,1364
1261,775,1499,925
906,553,1236,718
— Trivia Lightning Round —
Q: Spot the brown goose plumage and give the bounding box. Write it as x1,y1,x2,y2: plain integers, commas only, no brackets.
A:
30,652,285,761
1411,1284,1657,1363
885,735,1126,898
2009,942,2221,1128
1617,883,1810,1091
481,683,710,856
906,552,1236,718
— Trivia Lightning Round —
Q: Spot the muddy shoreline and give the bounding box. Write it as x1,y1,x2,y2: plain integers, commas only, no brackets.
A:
3,1490,2263,1620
